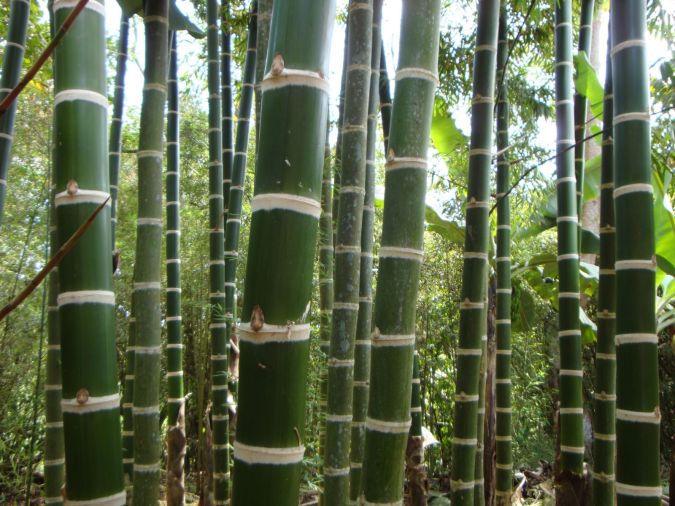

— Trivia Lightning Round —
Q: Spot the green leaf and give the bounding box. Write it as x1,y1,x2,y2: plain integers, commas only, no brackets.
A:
580,307,597,344
582,154,601,202
430,99,468,177
574,51,604,118
580,228,599,256
653,171,675,277
425,205,464,246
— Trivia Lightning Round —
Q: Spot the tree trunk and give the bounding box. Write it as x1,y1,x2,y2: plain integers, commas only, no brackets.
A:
52,0,125,503
231,0,335,502
450,1,499,504
0,0,29,225
612,3,661,505
361,1,440,503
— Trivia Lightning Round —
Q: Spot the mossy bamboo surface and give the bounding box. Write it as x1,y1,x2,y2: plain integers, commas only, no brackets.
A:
554,0,584,476
109,14,129,249
324,1,374,502
591,28,615,506
131,1,169,502
221,0,233,215
348,3,382,501
52,0,125,503
450,1,499,504
0,0,30,225
574,0,594,229
612,3,661,504
206,0,229,502
231,0,334,503
494,7,513,504
361,0,440,503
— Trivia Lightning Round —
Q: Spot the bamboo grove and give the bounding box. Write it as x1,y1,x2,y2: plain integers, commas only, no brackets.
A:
0,0,672,505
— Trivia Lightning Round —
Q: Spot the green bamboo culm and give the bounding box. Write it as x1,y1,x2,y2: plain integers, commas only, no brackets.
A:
0,0,30,226
132,1,169,502
231,0,335,502
52,0,125,503
591,26,615,506
450,1,499,504
109,14,129,249
122,316,135,488
573,0,594,233
206,0,229,502
348,2,382,500
224,0,257,401
165,31,186,506
253,0,272,149
554,0,584,478
474,294,487,506
332,25,350,246
324,0,374,502
405,350,426,505
612,3,661,504
45,156,65,506
494,7,513,505
378,44,392,152
221,0,233,215
318,123,334,487
361,0,440,503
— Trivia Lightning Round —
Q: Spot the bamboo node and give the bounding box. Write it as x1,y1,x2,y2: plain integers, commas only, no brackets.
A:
250,304,264,331
66,179,78,195
76,388,89,404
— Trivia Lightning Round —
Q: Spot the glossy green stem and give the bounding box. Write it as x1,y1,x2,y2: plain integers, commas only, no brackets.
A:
221,0,233,215
450,1,499,504
362,0,440,502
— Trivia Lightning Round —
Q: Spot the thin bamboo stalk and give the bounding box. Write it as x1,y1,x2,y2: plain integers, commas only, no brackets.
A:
591,25,615,506
361,0,440,503
132,1,169,502
612,3,661,505
110,14,129,250
221,0,233,216
494,7,513,505
554,0,584,478
450,1,500,504
52,0,124,503
324,1,374,502
231,0,335,502
0,0,30,225
348,2,382,500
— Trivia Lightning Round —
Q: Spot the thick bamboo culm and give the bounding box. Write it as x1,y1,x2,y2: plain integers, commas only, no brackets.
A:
612,3,661,505
591,25,615,506
0,0,29,225
231,0,335,503
348,2,382,501
494,6,513,504
361,0,440,503
52,0,125,503
554,0,584,476
450,1,499,504
324,0,374,502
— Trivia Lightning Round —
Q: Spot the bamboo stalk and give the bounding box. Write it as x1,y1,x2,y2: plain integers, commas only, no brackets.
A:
132,1,169,502
348,2,382,501
361,0,440,502
324,1,374,502
221,0,233,216
554,0,584,480
109,14,129,250
494,7,513,505
450,1,499,504
591,24,615,506
231,0,335,502
612,3,661,505
51,0,124,503
0,0,30,225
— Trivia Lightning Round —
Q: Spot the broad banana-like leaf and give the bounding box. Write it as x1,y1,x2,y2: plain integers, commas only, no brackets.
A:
430,98,468,179
653,170,675,277
574,51,604,118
